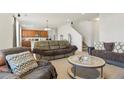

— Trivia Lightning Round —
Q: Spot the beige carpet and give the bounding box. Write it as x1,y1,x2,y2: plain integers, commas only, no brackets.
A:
50,52,124,79
50,51,85,79
51,58,72,79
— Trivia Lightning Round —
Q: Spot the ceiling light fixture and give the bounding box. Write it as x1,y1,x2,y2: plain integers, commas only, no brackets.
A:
17,13,21,17
44,20,51,31
81,13,85,15
95,18,100,21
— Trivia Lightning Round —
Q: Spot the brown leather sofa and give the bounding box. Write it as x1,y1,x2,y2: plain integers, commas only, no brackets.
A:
33,40,77,61
0,47,57,79
91,42,124,68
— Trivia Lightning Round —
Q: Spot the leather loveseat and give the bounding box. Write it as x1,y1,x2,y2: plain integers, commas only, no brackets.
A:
0,47,57,79
33,40,77,61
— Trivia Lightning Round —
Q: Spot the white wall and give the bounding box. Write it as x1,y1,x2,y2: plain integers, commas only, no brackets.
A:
73,20,100,47
99,14,124,42
0,14,13,49
48,28,58,40
58,24,82,51
92,21,100,42
78,21,93,47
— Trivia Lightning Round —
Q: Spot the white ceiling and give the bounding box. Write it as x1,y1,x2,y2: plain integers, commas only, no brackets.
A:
16,13,99,29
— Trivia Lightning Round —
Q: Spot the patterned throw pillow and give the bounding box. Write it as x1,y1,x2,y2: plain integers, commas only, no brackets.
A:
113,42,124,53
94,42,105,50
6,51,38,76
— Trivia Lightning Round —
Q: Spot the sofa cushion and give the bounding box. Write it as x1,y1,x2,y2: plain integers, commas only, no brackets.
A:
92,50,108,59
21,66,51,79
34,41,50,51
92,49,124,63
38,45,50,51
0,72,20,79
49,41,59,46
113,42,124,53
42,51,54,56
92,50,118,60
48,41,59,50
53,49,69,55
107,52,124,63
36,60,49,66
6,51,38,76
33,48,44,55
104,43,114,51
59,40,70,49
21,62,57,79
94,42,105,50
50,46,60,50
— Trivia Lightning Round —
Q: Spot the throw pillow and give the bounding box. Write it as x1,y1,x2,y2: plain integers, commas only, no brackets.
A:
104,43,114,51
94,42,105,50
6,51,38,76
113,42,124,53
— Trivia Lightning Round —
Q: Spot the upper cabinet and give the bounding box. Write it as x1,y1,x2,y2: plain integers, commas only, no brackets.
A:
22,29,48,37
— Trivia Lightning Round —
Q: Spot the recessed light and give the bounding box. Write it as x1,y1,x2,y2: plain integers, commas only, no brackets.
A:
95,18,100,21
24,14,28,16
17,13,21,17
81,13,85,15
67,18,70,22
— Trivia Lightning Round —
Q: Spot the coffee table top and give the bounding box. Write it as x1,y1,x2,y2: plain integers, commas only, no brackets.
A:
68,55,105,68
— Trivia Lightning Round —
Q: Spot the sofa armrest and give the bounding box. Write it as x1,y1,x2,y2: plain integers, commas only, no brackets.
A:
88,47,95,55
0,72,20,79
36,60,51,67
33,48,44,55
71,45,78,51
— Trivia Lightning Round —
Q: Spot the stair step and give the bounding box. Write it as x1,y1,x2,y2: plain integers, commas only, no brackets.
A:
82,47,88,51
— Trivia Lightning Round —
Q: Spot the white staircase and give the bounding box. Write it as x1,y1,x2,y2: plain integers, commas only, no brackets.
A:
71,22,88,51
58,23,82,51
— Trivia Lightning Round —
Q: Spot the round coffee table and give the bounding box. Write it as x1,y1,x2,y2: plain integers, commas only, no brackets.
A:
67,55,105,79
